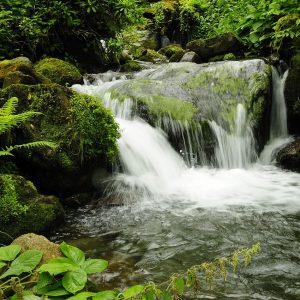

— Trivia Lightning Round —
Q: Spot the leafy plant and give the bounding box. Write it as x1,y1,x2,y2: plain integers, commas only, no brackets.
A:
0,97,55,157
0,241,260,299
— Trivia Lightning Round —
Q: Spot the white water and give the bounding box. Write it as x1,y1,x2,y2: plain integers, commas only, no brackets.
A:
72,67,300,213
260,67,292,164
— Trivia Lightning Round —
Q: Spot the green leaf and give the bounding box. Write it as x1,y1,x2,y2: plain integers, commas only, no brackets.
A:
249,32,260,43
0,245,21,261
93,291,116,300
83,259,108,274
38,258,79,275
62,269,87,294
159,291,172,300
60,242,85,266
44,288,70,296
67,292,96,300
11,290,41,300
33,281,62,296
34,272,55,291
0,261,6,269
122,285,144,299
174,277,185,295
0,250,42,279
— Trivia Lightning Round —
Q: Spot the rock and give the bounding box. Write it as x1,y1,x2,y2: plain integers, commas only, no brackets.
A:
3,71,37,88
284,53,300,134
12,233,61,264
119,50,132,64
120,60,142,72
0,175,64,244
180,51,201,63
276,139,300,172
139,49,167,63
169,50,185,62
161,35,171,48
158,44,183,58
63,193,91,208
34,58,83,86
0,57,38,88
108,59,272,149
186,33,244,61
0,84,120,196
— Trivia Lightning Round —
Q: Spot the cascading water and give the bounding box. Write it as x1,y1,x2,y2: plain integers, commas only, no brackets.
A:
65,63,300,300
260,67,292,163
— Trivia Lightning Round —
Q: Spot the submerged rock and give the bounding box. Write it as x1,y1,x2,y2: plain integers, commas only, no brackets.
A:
276,139,300,172
284,53,300,134
0,84,120,196
0,175,64,244
186,33,244,61
34,58,82,86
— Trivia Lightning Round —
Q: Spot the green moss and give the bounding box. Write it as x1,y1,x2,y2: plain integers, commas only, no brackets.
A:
184,71,215,89
120,61,142,72
223,53,236,60
34,58,82,86
136,94,197,122
158,44,183,58
139,49,166,62
0,174,64,243
3,71,36,88
169,50,185,62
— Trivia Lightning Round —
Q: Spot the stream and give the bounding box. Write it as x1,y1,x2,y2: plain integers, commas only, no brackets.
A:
50,63,300,300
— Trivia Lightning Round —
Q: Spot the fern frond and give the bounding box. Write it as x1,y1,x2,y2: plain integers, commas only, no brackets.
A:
0,97,18,116
0,111,42,135
11,141,57,151
0,150,14,157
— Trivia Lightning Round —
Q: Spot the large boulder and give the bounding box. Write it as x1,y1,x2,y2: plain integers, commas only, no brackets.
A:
180,51,201,63
186,33,244,61
158,44,184,58
0,84,120,196
0,175,64,244
34,58,82,86
276,139,300,172
284,53,300,134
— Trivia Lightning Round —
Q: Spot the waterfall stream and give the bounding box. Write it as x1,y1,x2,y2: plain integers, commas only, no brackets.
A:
58,63,300,300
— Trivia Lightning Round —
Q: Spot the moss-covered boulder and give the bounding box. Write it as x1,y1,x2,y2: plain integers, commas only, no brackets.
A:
284,53,300,135
276,139,300,172
158,44,184,58
120,60,142,72
34,58,82,86
139,49,167,63
0,84,120,195
186,33,244,61
0,57,42,88
0,174,64,244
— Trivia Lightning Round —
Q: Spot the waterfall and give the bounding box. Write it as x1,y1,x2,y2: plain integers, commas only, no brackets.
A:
209,104,257,169
260,67,292,163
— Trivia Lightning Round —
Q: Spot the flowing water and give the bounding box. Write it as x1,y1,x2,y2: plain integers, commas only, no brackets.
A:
52,65,300,299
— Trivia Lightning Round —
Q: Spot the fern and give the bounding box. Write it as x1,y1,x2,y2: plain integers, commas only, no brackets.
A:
0,97,56,157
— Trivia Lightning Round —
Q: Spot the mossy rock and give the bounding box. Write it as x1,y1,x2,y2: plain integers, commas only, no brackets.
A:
276,139,300,172
34,58,82,86
284,53,300,134
169,50,185,62
158,44,183,58
186,33,244,61
139,49,166,63
0,84,120,195
120,61,142,72
3,71,37,88
0,174,64,244
0,57,44,88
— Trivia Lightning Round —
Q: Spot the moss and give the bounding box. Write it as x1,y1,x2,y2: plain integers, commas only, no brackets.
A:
158,44,183,58
223,53,236,60
169,50,185,62
3,71,37,88
0,174,64,243
136,94,197,122
120,60,142,72
34,58,82,86
139,49,166,62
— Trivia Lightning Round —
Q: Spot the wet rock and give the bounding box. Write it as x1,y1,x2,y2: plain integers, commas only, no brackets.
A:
284,53,300,134
276,139,300,172
120,60,142,72
139,49,167,63
158,44,183,58
12,233,61,264
186,33,244,61
180,51,201,63
63,193,91,208
0,175,64,244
